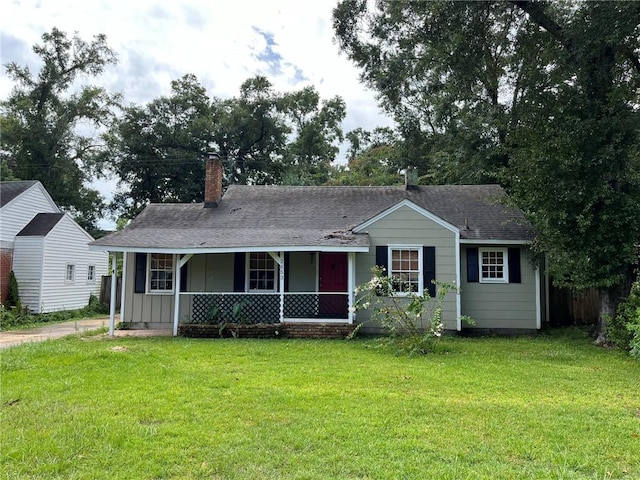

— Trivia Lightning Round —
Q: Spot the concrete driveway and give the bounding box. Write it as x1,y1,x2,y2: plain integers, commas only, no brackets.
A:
0,317,172,349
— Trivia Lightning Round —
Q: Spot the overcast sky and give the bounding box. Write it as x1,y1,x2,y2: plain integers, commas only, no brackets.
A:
1,0,395,226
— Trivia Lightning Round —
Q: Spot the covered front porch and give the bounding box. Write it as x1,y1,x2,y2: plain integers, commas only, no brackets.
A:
106,248,363,336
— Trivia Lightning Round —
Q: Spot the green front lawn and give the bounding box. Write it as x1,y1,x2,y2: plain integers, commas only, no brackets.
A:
2,330,639,479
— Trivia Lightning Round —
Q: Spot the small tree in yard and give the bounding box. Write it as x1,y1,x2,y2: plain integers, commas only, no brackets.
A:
352,266,470,355
6,271,20,310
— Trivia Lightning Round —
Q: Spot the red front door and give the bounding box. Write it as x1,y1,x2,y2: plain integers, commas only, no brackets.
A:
319,253,348,318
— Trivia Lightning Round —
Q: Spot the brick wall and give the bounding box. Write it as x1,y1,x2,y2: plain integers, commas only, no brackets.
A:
0,248,14,304
178,322,356,340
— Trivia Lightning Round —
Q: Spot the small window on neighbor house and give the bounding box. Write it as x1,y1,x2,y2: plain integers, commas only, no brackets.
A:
389,247,422,294
248,252,276,291
148,253,174,293
480,248,508,283
65,264,75,282
87,265,96,282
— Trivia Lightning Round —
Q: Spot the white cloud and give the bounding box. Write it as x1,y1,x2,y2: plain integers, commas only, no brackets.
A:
1,0,395,228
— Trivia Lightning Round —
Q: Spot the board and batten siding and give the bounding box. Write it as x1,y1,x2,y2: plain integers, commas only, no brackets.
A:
38,215,108,312
353,204,458,330
0,183,58,246
11,236,45,311
123,252,176,326
460,246,538,329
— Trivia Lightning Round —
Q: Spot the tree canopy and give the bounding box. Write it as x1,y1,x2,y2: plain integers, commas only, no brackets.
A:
1,27,120,231
333,0,640,333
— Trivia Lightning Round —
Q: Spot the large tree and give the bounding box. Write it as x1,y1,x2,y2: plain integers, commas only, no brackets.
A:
1,27,120,230
104,74,214,218
280,86,346,185
333,0,640,336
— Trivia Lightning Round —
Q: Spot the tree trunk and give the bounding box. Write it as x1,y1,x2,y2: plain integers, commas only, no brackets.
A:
595,267,636,345
595,288,615,345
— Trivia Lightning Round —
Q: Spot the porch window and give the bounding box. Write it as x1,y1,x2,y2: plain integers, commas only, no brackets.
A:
148,253,174,292
479,248,508,283
389,246,422,294
248,252,276,291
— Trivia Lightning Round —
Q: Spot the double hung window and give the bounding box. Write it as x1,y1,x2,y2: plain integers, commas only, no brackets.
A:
479,248,508,283
248,252,276,291
389,246,422,294
149,253,174,292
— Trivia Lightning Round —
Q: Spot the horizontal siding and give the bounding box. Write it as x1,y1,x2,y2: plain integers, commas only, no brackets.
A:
355,205,458,330
39,215,108,312
461,246,537,329
0,185,58,243
12,237,44,311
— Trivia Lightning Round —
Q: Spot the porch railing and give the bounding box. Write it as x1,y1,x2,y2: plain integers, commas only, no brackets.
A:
188,292,348,324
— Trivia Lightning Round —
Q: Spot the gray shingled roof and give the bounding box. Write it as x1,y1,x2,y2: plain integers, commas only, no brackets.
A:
16,213,64,236
91,184,535,251
0,180,39,207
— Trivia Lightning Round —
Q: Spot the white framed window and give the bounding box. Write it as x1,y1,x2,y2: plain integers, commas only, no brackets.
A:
87,265,96,282
248,252,276,292
65,264,75,283
389,246,423,295
479,248,508,283
148,253,174,293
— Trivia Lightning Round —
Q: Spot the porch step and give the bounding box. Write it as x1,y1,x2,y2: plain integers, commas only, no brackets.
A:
178,322,356,340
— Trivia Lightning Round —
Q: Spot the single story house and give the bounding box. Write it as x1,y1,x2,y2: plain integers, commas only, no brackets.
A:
0,180,108,312
91,155,546,337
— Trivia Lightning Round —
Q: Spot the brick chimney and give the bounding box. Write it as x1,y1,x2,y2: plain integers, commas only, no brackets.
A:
204,152,223,208
404,167,419,191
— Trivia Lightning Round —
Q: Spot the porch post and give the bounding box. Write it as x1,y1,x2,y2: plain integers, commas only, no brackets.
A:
268,251,285,323
279,251,285,322
173,254,193,336
109,253,117,336
348,252,355,324
119,252,127,326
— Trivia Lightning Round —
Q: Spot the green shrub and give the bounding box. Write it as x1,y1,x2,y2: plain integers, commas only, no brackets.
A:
0,294,108,331
6,271,20,309
607,280,640,359
352,265,472,355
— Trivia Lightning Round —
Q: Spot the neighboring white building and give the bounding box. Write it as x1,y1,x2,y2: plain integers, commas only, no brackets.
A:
0,181,108,312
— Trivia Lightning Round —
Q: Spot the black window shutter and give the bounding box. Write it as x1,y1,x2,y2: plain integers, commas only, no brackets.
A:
134,253,147,293
423,246,436,297
180,261,188,292
284,252,290,292
467,247,479,283
375,246,388,273
508,247,521,283
233,252,246,292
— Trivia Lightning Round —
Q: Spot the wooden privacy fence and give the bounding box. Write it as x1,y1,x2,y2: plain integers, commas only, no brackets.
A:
548,284,599,326
100,275,122,309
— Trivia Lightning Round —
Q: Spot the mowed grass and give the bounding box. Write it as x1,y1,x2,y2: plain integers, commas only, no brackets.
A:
1,329,639,479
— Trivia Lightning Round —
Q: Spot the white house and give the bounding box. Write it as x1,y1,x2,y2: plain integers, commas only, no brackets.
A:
0,181,108,312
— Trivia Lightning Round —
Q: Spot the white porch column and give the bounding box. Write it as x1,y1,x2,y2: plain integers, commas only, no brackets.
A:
119,252,127,325
268,252,285,323
535,266,542,329
173,254,193,336
348,252,355,324
455,234,462,331
109,253,117,336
